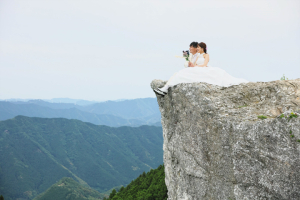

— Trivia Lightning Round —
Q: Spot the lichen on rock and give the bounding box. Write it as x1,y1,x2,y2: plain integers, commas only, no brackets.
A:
151,79,300,200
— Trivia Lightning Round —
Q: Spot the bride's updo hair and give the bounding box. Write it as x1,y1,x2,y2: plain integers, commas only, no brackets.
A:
198,42,207,53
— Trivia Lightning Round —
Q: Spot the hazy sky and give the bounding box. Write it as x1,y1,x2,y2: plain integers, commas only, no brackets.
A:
1,0,299,101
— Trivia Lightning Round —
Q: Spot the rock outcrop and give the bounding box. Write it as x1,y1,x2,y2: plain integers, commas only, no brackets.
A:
151,79,300,200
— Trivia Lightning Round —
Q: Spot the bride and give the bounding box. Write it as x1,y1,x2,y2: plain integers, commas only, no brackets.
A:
153,42,249,96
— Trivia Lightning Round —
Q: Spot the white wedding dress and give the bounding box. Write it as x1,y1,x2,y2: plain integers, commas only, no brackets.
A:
166,53,249,87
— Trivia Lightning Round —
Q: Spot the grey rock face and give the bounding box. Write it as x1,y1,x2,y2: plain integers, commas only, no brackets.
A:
151,79,300,200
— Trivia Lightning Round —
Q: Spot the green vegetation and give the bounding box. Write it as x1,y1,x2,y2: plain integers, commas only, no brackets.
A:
107,164,167,200
33,177,104,200
0,195,4,200
0,116,163,200
282,119,300,142
280,74,289,80
289,112,298,119
279,112,298,120
257,115,267,119
279,112,298,122
102,186,123,197
238,104,248,108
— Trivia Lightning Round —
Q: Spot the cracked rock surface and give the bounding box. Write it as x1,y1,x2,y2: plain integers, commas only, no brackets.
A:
151,79,300,200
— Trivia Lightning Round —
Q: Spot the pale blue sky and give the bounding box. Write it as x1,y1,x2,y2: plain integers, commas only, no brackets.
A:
0,0,299,101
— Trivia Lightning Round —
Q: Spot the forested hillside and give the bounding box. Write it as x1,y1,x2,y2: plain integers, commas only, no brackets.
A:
32,165,168,200
106,165,167,200
0,116,163,200
33,177,104,200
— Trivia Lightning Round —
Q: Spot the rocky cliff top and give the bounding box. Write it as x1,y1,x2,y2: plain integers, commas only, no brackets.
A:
151,79,300,200
151,78,300,122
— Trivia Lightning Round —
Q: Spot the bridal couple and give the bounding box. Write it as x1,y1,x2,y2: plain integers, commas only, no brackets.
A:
153,42,249,96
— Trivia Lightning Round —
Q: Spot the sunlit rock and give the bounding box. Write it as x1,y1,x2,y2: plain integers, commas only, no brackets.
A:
151,78,300,200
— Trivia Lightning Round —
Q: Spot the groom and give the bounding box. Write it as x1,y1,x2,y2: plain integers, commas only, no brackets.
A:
153,41,199,96
184,41,199,68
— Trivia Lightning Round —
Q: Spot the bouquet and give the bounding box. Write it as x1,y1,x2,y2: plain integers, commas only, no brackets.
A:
175,50,190,61
183,50,189,61
175,50,190,68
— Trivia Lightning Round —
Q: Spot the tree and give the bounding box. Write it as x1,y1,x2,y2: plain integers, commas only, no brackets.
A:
109,189,117,199
0,195,4,200
105,164,167,200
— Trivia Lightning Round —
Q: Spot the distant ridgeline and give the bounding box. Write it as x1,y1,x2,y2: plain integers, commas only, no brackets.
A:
0,98,161,127
0,116,163,200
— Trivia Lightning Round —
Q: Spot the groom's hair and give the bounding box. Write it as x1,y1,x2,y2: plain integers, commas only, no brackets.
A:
190,42,198,48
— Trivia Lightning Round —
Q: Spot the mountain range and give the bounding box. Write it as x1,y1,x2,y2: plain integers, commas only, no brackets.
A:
0,98,161,127
1,98,104,106
32,164,168,200
0,116,163,200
